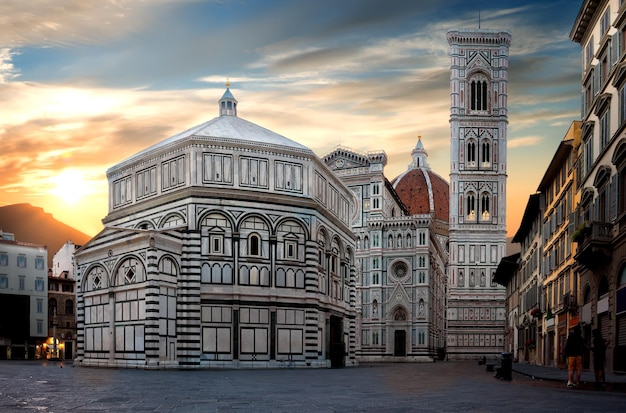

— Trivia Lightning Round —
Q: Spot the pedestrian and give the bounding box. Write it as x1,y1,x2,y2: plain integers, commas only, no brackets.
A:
564,325,585,387
591,328,609,389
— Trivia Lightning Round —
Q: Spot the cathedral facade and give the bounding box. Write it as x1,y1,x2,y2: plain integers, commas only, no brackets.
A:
324,139,448,361
74,88,357,369
446,29,511,359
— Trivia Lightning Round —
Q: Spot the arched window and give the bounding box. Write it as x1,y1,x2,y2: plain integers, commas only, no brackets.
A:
599,276,609,297
159,257,178,276
583,285,592,304
471,78,488,111
49,298,57,315
65,299,74,315
467,141,476,164
481,140,491,164
481,193,490,220
249,233,261,256
467,193,476,219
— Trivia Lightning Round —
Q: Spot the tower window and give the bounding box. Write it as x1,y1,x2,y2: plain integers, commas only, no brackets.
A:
481,141,490,165
467,193,476,220
481,193,491,220
467,141,476,165
470,78,488,111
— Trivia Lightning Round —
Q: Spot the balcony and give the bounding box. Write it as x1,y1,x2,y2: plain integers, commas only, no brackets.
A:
573,221,613,269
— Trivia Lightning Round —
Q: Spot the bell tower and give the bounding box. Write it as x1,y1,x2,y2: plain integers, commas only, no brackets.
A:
447,29,511,359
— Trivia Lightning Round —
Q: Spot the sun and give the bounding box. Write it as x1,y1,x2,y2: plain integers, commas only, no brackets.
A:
50,169,89,205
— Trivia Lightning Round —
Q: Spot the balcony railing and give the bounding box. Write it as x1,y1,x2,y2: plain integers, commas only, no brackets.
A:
573,221,613,269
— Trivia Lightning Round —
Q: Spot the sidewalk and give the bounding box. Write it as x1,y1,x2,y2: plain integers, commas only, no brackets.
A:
512,362,626,386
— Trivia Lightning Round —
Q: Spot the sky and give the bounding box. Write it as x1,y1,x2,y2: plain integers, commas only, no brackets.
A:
0,0,584,238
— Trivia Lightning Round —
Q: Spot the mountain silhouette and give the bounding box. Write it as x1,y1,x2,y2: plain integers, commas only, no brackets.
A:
0,203,92,268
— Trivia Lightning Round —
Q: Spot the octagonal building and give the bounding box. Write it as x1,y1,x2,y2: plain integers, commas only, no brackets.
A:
75,87,357,369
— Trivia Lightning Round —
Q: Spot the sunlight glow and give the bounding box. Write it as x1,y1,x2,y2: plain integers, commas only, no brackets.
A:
50,169,89,205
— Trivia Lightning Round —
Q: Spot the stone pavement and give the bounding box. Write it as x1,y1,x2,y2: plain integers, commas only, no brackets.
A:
1,360,625,412
512,361,626,387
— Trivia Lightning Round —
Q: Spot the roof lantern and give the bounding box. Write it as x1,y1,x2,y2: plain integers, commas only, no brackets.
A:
219,81,238,117
410,135,429,169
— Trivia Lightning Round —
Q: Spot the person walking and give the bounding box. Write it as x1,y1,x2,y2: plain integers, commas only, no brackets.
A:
591,328,609,389
564,325,585,387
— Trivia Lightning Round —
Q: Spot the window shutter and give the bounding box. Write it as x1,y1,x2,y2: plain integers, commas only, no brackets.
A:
611,177,618,221
582,88,587,117
613,33,619,66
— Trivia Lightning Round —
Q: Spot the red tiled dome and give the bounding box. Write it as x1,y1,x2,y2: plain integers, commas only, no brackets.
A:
392,168,449,222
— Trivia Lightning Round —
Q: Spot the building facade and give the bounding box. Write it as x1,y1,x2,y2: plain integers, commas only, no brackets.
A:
571,0,626,373
46,240,80,360
446,29,511,359
535,122,581,369
0,231,48,359
74,87,357,369
324,139,448,361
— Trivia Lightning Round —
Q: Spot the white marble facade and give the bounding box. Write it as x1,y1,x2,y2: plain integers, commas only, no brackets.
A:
446,29,511,359
324,140,448,362
75,88,357,369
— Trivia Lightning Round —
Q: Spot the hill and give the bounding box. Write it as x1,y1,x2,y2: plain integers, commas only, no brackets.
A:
0,203,92,268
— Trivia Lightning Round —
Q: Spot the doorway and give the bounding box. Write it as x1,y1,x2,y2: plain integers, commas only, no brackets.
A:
394,330,406,357
329,315,344,367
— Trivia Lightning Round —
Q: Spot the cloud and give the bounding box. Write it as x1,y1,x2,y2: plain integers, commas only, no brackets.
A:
0,48,19,83
508,135,543,148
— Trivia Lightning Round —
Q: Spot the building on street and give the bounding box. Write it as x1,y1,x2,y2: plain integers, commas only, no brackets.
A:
0,231,48,359
74,86,357,369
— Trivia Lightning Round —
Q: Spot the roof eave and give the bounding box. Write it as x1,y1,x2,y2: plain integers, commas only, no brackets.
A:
570,0,601,43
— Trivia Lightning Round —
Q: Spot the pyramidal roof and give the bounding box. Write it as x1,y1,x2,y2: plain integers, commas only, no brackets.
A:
113,87,313,170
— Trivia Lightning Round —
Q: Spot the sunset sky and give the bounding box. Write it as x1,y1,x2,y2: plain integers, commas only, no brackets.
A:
1,0,583,238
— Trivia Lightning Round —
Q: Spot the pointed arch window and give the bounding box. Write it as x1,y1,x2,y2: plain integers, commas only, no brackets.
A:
481,140,491,165
466,192,476,220
471,78,488,111
481,193,491,220
467,141,476,165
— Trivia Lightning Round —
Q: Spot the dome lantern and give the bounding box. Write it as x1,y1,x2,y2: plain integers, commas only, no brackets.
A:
219,81,238,116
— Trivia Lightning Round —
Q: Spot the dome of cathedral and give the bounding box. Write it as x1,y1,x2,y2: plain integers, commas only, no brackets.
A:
391,138,449,222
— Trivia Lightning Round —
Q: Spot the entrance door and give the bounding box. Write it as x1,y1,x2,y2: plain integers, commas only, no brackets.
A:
394,330,406,357
65,342,73,360
329,316,344,368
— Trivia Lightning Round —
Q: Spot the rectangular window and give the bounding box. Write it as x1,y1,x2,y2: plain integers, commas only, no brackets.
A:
62,284,74,292
285,240,297,260
19,276,25,291
0,275,7,289
600,8,610,35
585,36,594,68
37,299,43,313
275,161,302,193
203,153,233,184
0,253,7,266
35,257,45,270
584,134,594,176
113,176,132,207
35,278,45,292
17,255,26,268
37,320,43,335
240,156,268,188
600,110,610,150
315,173,327,204
210,234,224,254
136,166,157,198
620,86,626,126
162,156,185,190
